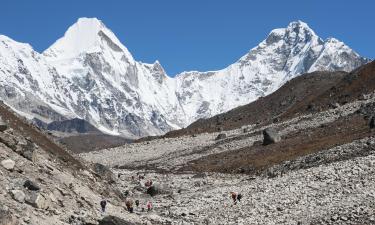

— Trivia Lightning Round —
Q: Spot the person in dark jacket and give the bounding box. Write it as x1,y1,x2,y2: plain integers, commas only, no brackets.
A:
230,192,237,205
100,200,107,213
237,193,242,202
125,199,134,213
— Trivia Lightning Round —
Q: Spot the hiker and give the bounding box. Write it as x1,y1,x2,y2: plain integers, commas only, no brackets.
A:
237,193,242,202
147,201,153,212
230,192,237,205
125,199,134,213
135,199,140,208
100,199,107,213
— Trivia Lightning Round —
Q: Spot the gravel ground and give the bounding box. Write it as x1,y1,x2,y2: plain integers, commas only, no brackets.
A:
79,97,375,224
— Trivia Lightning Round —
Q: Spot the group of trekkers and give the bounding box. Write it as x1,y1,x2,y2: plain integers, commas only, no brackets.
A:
124,198,153,213
100,174,154,214
100,198,153,214
100,173,243,214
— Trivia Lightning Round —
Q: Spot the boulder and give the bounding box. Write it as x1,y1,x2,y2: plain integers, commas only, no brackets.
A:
369,116,375,129
0,207,18,225
215,133,227,140
1,159,15,171
0,133,17,150
23,180,40,191
192,173,206,179
147,185,159,197
21,150,36,162
147,184,170,197
98,216,137,225
26,192,49,209
17,140,37,162
92,163,116,183
263,128,281,145
11,190,25,203
0,121,8,132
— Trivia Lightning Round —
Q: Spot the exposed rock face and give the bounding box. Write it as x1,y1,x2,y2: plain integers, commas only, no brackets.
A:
146,184,170,197
93,163,116,183
23,180,40,191
0,133,17,150
25,192,49,209
46,118,101,133
98,216,137,225
0,102,148,225
369,116,375,129
0,120,8,132
215,133,227,140
263,128,281,145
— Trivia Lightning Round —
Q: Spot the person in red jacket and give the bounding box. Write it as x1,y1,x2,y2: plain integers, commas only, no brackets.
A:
230,192,237,205
147,201,153,212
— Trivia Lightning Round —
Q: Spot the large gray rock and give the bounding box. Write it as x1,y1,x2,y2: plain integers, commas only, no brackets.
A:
92,163,116,183
263,128,281,145
215,133,227,140
19,141,37,162
1,159,15,171
147,184,170,197
11,190,25,203
98,216,137,225
369,116,375,129
26,192,49,209
0,133,17,150
0,121,8,132
146,185,159,197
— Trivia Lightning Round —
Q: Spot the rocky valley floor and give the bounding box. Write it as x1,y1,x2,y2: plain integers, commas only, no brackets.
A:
80,95,375,224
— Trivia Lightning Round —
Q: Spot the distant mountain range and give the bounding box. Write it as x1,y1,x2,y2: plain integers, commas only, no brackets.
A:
0,18,370,138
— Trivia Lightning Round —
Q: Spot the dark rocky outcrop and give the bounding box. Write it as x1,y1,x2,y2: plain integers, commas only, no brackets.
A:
215,133,227,140
146,184,170,197
23,180,40,191
47,118,100,134
98,216,138,225
0,120,8,132
0,133,17,150
146,185,159,197
263,128,281,145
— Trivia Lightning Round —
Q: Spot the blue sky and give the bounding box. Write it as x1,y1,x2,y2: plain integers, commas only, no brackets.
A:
1,0,373,75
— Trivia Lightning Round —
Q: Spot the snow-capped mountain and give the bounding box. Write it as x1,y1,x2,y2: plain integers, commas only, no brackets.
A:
0,18,370,137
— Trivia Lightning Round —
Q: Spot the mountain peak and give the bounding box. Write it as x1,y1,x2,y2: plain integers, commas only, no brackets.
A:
265,20,318,46
286,20,310,30
75,17,103,28
43,17,134,62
